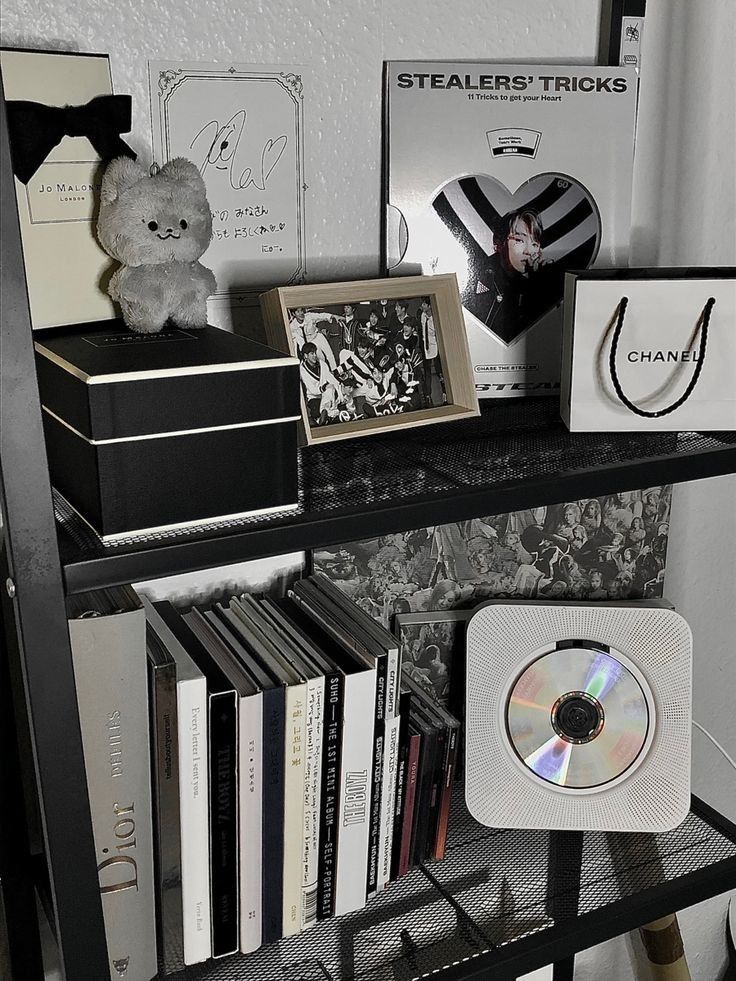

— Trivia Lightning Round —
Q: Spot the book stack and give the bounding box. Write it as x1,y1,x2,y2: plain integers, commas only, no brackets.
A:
69,574,461,976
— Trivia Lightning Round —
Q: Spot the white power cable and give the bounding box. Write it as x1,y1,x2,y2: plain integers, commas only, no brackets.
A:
692,719,736,772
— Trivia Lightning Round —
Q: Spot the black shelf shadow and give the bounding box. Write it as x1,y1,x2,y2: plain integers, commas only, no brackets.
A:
155,793,736,981
55,398,736,593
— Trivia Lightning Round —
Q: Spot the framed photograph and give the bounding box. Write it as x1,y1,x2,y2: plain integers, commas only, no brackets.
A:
260,273,479,444
598,0,646,69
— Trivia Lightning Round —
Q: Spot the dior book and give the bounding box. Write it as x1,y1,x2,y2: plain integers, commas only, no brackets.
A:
66,586,157,981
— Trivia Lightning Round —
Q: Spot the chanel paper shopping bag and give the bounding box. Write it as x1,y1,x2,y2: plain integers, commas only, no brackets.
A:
561,268,736,431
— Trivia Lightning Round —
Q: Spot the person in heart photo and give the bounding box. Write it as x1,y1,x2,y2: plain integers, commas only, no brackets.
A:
431,173,601,347
466,206,566,344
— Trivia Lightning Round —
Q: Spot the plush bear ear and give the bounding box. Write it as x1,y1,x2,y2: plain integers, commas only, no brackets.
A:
160,157,206,192
100,156,147,205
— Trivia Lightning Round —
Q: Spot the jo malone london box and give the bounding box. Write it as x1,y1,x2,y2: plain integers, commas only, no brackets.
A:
36,324,300,539
0,48,129,329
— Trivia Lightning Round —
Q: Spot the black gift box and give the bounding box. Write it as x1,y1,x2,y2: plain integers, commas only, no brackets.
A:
35,323,300,539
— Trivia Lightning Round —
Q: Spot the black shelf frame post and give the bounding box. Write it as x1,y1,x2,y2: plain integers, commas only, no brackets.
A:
0,548,44,981
546,831,584,981
0,81,109,980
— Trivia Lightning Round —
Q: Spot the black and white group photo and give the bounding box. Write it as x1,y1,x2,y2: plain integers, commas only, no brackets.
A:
288,296,448,428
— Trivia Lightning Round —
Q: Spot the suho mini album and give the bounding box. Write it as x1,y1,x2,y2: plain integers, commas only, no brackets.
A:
384,63,639,397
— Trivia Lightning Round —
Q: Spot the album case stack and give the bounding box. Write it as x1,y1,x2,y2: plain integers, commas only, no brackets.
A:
35,323,300,539
68,573,462,973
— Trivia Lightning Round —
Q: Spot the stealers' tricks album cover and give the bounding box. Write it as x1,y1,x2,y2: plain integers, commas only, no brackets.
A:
384,63,639,397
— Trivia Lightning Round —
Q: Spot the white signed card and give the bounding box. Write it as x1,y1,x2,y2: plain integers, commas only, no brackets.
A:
149,61,307,302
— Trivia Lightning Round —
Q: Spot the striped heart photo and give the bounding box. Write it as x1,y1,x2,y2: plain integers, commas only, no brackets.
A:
431,173,601,346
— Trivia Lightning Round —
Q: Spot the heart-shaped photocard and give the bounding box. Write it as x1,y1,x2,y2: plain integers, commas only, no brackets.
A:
430,173,601,346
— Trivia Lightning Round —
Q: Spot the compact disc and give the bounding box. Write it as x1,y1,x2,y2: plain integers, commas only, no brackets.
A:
505,644,650,790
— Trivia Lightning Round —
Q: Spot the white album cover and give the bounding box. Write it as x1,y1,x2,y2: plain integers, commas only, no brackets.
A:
384,63,638,397
149,60,307,303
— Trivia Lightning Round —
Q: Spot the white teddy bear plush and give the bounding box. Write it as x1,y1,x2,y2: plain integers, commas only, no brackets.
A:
97,157,216,333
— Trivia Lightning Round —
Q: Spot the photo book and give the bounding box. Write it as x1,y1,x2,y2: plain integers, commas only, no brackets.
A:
69,569,462,971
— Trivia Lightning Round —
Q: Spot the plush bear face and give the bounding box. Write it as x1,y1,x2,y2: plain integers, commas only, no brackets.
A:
98,157,212,266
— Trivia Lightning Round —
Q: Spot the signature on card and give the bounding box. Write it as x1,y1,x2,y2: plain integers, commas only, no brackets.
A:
190,110,287,190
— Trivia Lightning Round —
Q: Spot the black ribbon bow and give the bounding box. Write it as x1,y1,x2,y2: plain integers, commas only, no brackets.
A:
6,94,136,184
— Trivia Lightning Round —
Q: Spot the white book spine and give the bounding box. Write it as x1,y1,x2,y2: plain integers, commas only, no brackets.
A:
374,645,399,894
301,676,324,931
282,682,308,937
334,668,377,916
377,715,401,891
177,676,212,965
240,692,263,953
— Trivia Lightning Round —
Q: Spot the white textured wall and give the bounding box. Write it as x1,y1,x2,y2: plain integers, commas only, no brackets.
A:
631,6,736,974
0,0,600,291
2,0,734,979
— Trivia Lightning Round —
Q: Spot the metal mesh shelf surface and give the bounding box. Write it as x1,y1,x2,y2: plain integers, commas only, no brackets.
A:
56,399,736,593
157,796,736,981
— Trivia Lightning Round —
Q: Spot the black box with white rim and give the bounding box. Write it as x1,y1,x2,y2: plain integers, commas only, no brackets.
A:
35,323,300,540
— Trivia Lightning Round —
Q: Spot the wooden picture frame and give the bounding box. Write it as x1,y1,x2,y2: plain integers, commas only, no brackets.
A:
260,273,479,444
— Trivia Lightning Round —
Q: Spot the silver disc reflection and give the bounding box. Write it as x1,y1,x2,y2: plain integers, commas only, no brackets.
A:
506,645,650,789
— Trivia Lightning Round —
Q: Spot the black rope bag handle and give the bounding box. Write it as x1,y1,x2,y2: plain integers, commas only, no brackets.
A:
608,295,716,418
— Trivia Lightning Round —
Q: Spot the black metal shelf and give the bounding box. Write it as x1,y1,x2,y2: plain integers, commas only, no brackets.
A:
57,398,736,593
1,71,733,981
155,793,736,981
